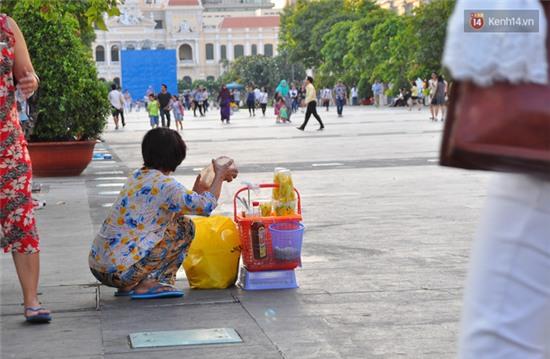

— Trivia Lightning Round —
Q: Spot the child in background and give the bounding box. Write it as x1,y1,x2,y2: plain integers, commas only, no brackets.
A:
279,101,290,123
171,95,185,131
274,95,284,123
147,94,160,128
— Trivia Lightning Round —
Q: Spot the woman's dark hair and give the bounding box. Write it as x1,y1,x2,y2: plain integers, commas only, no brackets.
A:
438,75,445,82
141,128,187,172
306,76,314,84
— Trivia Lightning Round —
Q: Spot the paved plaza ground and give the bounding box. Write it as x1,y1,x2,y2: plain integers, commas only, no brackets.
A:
1,104,489,358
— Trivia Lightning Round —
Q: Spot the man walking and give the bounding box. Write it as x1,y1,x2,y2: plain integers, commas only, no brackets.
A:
297,76,324,131
372,80,383,108
157,84,172,128
333,80,347,117
108,84,125,130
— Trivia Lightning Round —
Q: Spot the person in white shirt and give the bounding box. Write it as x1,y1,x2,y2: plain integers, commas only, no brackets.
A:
289,85,299,113
258,87,269,117
351,86,358,106
321,87,332,111
108,84,125,129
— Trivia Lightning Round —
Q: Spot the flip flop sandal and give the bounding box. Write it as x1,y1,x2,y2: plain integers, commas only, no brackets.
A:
130,284,183,300
114,290,134,297
25,306,52,324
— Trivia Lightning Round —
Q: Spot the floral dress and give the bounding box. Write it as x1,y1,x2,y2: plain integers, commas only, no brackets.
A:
89,168,217,287
0,14,39,254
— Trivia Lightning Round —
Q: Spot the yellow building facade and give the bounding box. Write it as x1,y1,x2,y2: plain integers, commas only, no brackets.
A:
93,0,280,84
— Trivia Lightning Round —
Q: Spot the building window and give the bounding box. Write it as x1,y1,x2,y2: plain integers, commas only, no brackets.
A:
95,45,105,62
220,45,227,60
157,44,166,50
179,44,193,61
154,20,163,29
110,45,119,62
205,43,214,60
234,44,244,58
207,76,215,82
264,44,273,57
126,44,135,50
251,44,257,55
183,76,192,88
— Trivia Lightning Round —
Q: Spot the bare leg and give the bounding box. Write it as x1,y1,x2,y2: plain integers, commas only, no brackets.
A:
12,252,49,315
430,104,435,120
113,115,119,129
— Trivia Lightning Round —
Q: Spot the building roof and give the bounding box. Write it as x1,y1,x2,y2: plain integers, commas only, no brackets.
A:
220,16,279,29
168,0,200,6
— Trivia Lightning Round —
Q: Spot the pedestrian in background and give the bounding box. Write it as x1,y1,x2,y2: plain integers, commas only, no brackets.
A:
171,95,184,131
297,76,324,131
371,80,383,107
429,72,438,120
108,84,125,129
290,84,299,113
192,87,204,117
275,80,292,122
157,84,172,128
258,87,268,117
218,84,232,124
351,85,358,106
147,94,160,128
333,80,347,117
321,87,331,111
0,13,51,323
246,85,256,117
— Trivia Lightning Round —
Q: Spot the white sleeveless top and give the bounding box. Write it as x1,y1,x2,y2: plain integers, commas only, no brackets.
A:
443,0,548,86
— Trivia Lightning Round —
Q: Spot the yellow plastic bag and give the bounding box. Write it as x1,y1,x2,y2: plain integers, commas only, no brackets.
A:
183,216,241,289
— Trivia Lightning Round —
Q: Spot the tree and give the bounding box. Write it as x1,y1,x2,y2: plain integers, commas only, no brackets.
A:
318,20,356,87
0,0,120,46
9,2,112,141
218,55,305,93
279,0,344,68
409,0,456,78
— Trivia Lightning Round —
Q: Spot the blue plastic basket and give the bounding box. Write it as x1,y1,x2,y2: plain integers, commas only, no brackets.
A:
269,222,304,262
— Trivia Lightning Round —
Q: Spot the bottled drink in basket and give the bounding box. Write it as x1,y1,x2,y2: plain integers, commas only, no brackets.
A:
251,222,267,260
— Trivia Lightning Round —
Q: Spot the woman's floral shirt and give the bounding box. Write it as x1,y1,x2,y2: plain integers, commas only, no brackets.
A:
89,168,217,273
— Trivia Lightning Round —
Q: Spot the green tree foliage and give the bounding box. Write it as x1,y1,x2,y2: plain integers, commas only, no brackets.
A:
280,0,344,68
1,0,120,46
280,0,456,98
220,55,305,93
409,0,455,78
9,3,112,141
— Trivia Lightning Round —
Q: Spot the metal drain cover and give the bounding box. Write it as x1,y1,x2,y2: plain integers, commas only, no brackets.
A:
129,328,242,349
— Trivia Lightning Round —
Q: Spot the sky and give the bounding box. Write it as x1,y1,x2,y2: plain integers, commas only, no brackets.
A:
271,0,286,9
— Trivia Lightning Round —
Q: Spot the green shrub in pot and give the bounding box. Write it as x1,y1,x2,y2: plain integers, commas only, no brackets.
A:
8,2,113,141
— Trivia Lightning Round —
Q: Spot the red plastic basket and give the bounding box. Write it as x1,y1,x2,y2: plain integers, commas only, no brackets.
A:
234,184,302,272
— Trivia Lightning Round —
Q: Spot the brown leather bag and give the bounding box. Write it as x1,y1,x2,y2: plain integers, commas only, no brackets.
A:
439,2,550,178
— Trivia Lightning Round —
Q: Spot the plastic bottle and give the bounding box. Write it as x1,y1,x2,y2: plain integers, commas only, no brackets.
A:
251,222,267,260
251,201,260,217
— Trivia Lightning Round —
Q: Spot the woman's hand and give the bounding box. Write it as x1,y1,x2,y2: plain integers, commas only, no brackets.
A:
17,70,38,98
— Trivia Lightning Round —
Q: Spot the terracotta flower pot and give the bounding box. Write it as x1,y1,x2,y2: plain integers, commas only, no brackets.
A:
27,140,97,177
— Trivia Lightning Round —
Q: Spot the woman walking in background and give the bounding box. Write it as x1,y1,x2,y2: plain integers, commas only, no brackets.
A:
297,76,324,131
218,85,232,124
0,14,51,323
246,85,256,117
275,80,292,122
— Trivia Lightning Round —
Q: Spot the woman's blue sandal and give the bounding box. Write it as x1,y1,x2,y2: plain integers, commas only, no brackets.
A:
130,285,183,300
25,306,52,324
